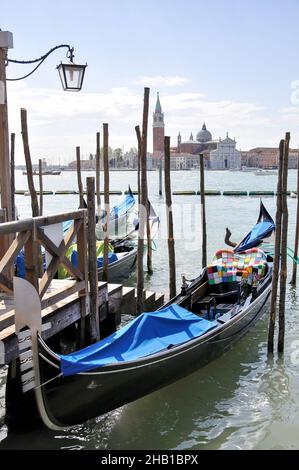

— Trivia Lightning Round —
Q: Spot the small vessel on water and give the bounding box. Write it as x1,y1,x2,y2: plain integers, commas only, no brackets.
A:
254,169,278,176
10,201,275,429
22,170,61,175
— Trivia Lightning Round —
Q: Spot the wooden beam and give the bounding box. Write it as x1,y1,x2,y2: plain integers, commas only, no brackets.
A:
164,135,176,299
21,108,39,217
10,133,15,221
200,153,207,268
103,123,110,282
268,139,284,353
0,272,13,293
76,146,84,208
39,219,82,298
0,230,31,274
87,177,100,341
278,132,290,353
37,227,83,280
96,131,101,215
290,150,299,286
39,159,43,216
136,124,145,314
135,125,141,204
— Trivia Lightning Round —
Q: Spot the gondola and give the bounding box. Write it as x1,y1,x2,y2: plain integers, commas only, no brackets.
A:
13,201,274,430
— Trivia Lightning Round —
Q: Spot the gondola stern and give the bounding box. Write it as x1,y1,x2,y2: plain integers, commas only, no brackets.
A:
13,277,65,431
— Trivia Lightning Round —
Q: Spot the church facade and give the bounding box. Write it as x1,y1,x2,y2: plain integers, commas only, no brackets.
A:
152,93,241,170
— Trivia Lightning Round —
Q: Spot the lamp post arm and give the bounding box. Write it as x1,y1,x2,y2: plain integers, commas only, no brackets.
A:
6,44,74,81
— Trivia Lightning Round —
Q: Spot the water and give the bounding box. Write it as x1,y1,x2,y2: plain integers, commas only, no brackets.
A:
0,169,298,450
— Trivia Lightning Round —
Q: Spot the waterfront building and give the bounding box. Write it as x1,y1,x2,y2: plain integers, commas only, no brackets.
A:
209,134,241,169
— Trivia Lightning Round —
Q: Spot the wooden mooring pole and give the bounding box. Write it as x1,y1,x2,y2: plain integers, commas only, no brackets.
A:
159,157,163,196
21,108,39,217
136,124,144,314
199,153,207,268
164,136,176,299
278,132,290,353
38,159,43,216
10,132,15,221
103,123,110,282
268,139,284,353
76,146,84,208
135,125,141,205
87,177,100,342
141,87,152,275
96,131,101,216
290,149,299,286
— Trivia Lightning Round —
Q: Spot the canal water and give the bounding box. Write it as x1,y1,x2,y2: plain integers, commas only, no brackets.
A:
0,169,298,450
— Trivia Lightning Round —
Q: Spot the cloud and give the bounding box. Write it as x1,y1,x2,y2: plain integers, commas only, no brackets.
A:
6,81,282,163
135,75,189,87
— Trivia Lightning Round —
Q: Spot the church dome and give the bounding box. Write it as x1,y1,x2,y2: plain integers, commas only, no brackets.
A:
196,122,212,142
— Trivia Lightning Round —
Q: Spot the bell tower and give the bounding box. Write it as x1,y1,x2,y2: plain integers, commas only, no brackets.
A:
153,92,165,154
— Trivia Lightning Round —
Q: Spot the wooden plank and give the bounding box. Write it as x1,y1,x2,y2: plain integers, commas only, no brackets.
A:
24,233,39,291
41,280,86,310
39,219,82,298
37,227,83,280
0,273,13,293
0,230,30,274
0,210,85,236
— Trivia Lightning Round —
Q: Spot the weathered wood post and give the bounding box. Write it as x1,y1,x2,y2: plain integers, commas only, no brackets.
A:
76,147,88,344
87,177,100,341
103,123,110,282
164,136,176,299
38,159,43,216
21,108,39,217
10,133,15,221
21,109,39,289
136,124,144,314
278,132,290,353
268,139,284,353
96,131,101,217
0,36,13,260
135,125,141,205
141,87,153,274
199,153,207,268
159,157,163,196
76,146,84,208
290,149,299,286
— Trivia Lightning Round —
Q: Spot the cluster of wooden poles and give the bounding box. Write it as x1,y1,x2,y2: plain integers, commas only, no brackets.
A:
267,132,299,354
10,97,299,351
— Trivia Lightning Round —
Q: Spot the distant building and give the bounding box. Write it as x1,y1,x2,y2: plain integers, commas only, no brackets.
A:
175,123,217,155
209,134,241,169
241,147,298,169
152,92,165,168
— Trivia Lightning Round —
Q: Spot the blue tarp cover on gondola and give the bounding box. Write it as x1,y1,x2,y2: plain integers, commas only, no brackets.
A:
60,304,218,376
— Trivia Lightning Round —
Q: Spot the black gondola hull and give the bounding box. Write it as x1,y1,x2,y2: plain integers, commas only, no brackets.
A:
39,278,271,427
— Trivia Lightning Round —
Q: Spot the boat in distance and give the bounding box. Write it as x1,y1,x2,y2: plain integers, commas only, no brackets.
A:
22,170,61,175
11,202,275,430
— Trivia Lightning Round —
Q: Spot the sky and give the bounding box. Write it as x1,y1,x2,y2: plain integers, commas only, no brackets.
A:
2,0,299,164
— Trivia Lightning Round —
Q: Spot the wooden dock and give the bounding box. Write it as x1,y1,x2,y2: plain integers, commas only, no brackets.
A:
0,279,164,364
0,208,165,365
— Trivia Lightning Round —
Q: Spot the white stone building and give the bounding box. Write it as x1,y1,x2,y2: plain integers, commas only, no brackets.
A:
209,134,241,169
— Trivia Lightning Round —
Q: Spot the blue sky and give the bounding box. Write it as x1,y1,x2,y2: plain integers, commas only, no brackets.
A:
2,0,299,163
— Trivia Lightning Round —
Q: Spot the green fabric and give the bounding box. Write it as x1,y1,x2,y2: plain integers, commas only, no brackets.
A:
57,241,114,279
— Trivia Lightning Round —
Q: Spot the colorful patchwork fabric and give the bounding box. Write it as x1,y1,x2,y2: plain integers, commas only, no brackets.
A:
207,248,267,285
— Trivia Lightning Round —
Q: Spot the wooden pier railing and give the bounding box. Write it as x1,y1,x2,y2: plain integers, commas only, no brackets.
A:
0,209,88,310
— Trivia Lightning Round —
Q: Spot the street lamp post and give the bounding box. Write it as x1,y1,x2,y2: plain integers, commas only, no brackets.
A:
0,30,87,260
